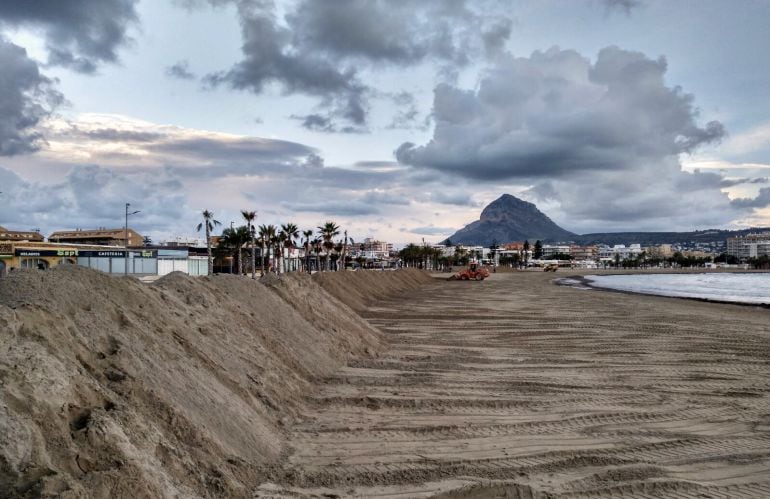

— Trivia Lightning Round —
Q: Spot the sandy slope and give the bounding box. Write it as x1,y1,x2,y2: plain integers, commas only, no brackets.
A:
3,268,770,498
259,271,770,498
0,267,428,498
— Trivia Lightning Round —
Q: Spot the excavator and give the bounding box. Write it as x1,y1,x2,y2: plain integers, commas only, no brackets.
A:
449,261,490,281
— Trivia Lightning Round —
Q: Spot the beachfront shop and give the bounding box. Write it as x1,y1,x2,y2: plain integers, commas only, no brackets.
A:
77,249,158,275
0,243,159,276
0,242,210,277
0,243,10,277
9,246,81,271
157,249,208,276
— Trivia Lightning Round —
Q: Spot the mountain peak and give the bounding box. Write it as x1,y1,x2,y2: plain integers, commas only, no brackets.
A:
445,194,575,246
480,194,538,221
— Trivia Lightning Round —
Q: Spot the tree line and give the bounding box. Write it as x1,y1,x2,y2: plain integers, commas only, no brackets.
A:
196,209,353,276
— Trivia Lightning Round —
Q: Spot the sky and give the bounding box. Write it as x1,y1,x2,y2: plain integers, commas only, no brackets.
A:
1,0,769,244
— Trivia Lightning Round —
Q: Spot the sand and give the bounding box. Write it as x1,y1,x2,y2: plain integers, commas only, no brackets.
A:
258,271,770,498
2,268,770,498
0,267,427,497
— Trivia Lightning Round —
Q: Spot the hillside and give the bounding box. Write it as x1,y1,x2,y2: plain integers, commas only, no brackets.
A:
445,194,769,246
445,194,575,246
572,228,770,246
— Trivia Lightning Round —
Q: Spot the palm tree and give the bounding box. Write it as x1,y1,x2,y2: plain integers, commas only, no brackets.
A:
312,237,323,272
258,224,276,275
196,209,221,275
339,230,349,272
302,229,314,273
318,221,340,271
274,231,287,274
241,210,257,279
218,226,250,274
281,223,299,272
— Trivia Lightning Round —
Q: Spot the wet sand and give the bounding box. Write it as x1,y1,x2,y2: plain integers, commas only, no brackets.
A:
259,271,770,498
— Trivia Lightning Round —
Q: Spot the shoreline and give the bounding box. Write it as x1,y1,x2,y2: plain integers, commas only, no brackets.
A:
556,272,770,309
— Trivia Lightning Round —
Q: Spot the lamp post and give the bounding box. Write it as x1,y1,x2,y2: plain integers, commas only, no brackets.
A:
229,221,235,274
125,203,141,275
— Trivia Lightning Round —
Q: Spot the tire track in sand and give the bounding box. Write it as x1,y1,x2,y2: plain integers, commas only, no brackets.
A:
261,272,770,498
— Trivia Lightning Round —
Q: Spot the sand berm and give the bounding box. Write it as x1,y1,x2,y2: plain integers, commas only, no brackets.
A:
0,266,432,498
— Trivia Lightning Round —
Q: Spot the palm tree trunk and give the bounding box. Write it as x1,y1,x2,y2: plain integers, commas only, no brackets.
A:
276,243,283,275
261,242,266,276
251,230,256,279
206,225,212,275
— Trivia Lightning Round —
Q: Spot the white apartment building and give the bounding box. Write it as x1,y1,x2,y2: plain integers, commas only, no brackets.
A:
598,244,644,262
541,245,571,257
727,233,770,260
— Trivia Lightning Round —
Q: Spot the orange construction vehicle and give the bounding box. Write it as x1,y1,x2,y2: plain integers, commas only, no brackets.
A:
449,261,490,281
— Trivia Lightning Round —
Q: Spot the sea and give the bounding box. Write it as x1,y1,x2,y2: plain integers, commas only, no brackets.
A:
584,272,770,305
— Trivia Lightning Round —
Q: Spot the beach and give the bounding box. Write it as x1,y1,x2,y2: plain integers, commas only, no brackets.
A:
262,271,770,497
2,268,769,498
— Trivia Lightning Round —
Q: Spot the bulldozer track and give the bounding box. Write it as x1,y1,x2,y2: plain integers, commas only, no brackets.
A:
269,273,770,498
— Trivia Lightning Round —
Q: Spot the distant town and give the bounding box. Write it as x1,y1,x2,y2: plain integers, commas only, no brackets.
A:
1,220,769,279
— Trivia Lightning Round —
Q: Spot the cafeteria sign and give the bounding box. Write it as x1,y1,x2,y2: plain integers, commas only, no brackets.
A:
15,249,79,257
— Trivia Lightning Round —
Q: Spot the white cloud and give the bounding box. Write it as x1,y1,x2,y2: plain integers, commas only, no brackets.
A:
721,123,770,156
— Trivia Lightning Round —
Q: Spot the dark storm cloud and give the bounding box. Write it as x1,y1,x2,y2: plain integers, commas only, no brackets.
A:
383,91,428,130
526,165,747,232
291,113,364,134
81,128,166,142
429,192,478,207
166,60,196,80
148,136,316,163
0,0,139,73
198,0,511,130
482,18,513,55
0,38,63,156
285,0,491,65
361,190,411,205
354,160,401,169
397,46,724,180
283,200,380,216
0,165,187,233
203,4,370,128
394,46,760,230
730,187,770,209
719,176,770,188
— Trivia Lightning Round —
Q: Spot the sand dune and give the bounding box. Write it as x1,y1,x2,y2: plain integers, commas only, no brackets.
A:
0,267,427,497
2,268,770,498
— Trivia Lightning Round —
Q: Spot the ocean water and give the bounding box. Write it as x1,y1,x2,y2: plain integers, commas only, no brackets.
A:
585,273,770,305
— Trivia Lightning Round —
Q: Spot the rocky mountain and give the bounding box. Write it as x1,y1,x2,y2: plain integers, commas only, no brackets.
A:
444,194,770,246
445,194,576,246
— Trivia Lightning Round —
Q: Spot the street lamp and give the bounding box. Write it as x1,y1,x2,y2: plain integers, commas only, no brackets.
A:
229,221,235,274
125,203,141,275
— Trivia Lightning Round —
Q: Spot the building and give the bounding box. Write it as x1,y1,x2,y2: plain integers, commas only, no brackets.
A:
645,244,674,260
598,244,644,263
541,245,571,258
727,233,770,260
569,245,598,261
361,238,394,258
0,241,155,275
0,240,215,278
156,248,208,276
49,228,144,247
0,226,44,243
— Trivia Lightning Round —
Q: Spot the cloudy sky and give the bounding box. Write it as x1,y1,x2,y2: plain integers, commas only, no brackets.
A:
1,0,769,243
